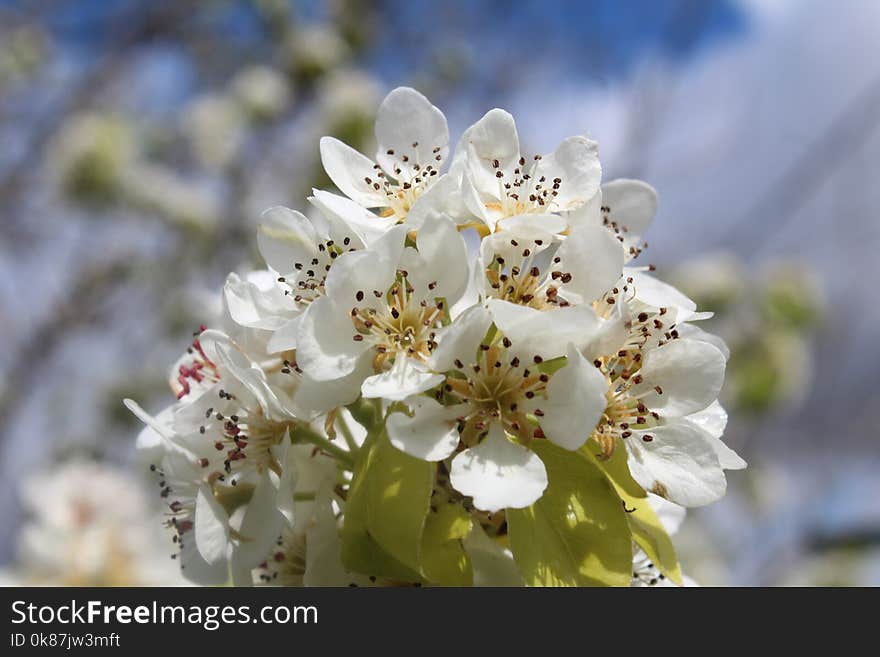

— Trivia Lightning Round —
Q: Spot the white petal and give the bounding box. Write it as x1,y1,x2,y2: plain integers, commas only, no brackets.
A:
309,188,392,246
295,297,371,381
293,354,373,414
536,344,608,450
212,337,291,419
706,434,747,471
647,493,686,535
459,108,520,198
319,136,386,208
132,405,175,462
685,403,746,470
375,87,449,175
565,188,603,230
685,400,727,438
676,322,730,360
534,136,602,211
405,170,469,228
195,485,230,566
464,525,523,586
386,395,461,461
323,224,407,305
179,535,230,585
628,269,701,322
601,179,657,239
275,436,298,526
256,206,319,274
223,273,288,330
361,356,444,401
634,339,726,417
557,224,624,303
429,303,493,372
450,424,548,513
305,484,356,586
265,315,301,353
487,299,602,360
626,422,726,507
408,213,469,302
124,399,173,442
235,473,285,568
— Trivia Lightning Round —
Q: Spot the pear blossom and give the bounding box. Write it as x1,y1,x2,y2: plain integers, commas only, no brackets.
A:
320,86,451,222
569,178,658,262
588,280,745,506
126,86,746,587
11,460,184,586
387,304,608,512
456,107,602,233
475,214,625,310
296,214,469,401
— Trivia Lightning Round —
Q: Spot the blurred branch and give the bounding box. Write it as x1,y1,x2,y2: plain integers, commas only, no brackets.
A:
0,257,134,444
0,1,197,241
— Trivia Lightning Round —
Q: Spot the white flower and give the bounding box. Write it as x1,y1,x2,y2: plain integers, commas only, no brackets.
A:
320,86,450,222
476,214,625,309
569,178,658,262
590,289,745,506
14,460,184,586
387,303,608,513
296,214,469,401
229,65,291,121
456,108,601,233
125,329,308,583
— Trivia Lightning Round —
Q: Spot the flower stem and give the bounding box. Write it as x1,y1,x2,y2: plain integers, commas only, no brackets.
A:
290,423,354,469
337,413,360,453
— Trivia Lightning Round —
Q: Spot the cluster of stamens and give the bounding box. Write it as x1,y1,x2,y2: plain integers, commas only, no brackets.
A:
279,236,357,305
485,239,573,309
149,463,197,569
601,204,648,261
257,529,307,585
173,325,220,400
591,299,682,459
349,269,446,372
366,141,443,219
632,557,668,587
437,337,551,445
490,154,562,217
198,389,287,482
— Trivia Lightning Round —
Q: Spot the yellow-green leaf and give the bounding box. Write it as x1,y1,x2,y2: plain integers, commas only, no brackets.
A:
507,441,632,587
341,429,433,581
420,503,473,586
590,440,683,585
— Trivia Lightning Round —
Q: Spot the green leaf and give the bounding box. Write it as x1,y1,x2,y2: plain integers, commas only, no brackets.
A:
507,441,632,587
420,503,473,586
340,429,433,581
590,441,683,585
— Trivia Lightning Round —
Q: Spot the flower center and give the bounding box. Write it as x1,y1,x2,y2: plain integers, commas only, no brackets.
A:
257,528,306,586
198,392,288,482
488,154,563,219
369,142,443,220
591,302,679,458
439,340,551,444
349,270,446,373
485,238,574,309
279,236,357,306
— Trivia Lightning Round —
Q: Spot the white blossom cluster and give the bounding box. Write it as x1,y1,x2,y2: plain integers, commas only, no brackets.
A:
127,88,745,587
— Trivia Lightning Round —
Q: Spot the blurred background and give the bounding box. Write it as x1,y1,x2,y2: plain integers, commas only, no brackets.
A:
1,0,877,586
